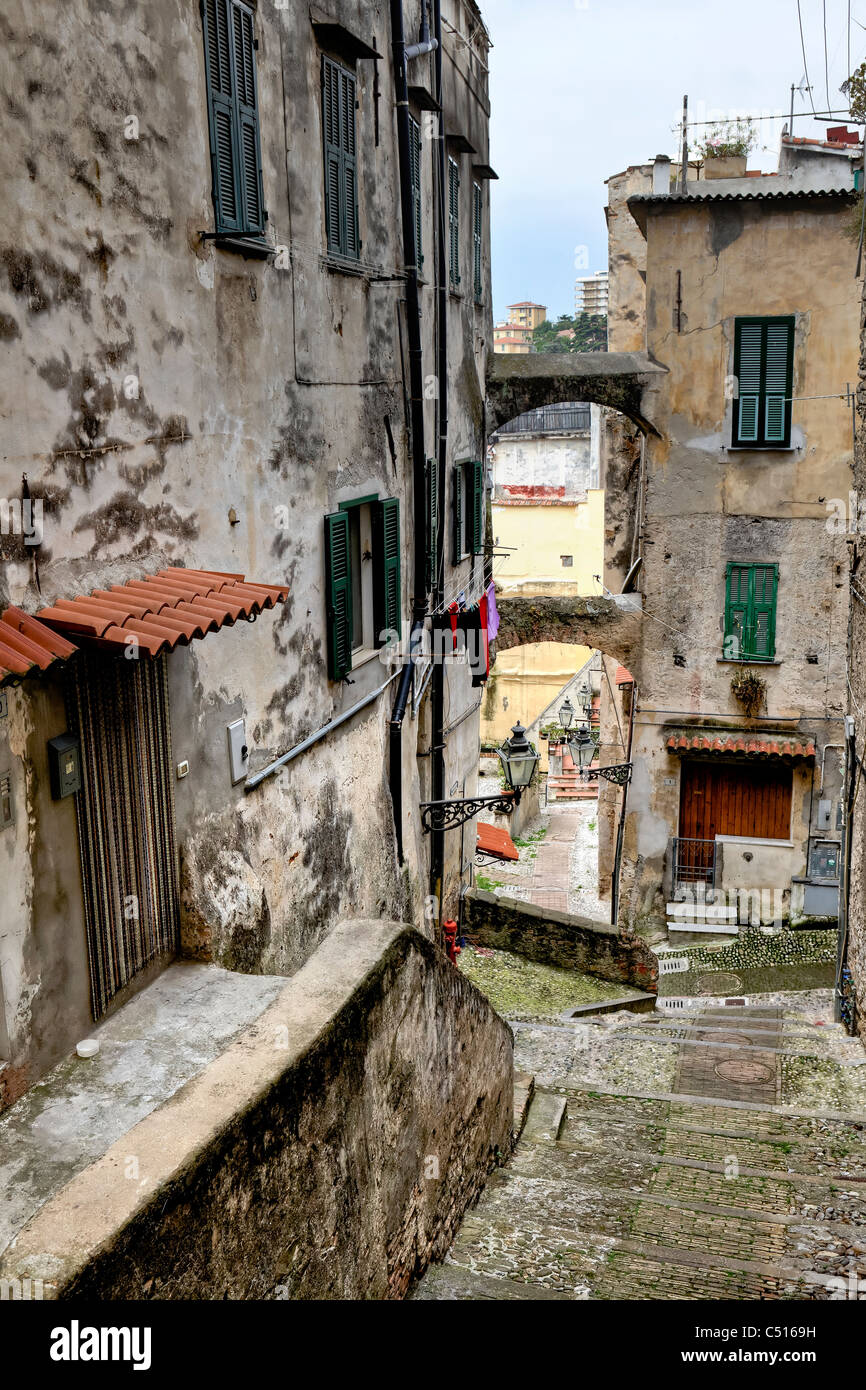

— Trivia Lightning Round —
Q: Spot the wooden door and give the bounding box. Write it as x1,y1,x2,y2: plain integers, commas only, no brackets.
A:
679,760,793,843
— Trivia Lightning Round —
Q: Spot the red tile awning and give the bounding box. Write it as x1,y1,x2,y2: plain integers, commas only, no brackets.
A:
0,606,79,685
477,821,519,862
666,731,816,762
34,568,289,659
615,665,634,687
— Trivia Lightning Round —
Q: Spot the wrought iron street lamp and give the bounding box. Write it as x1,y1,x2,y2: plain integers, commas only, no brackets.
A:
568,725,596,772
558,697,575,730
421,722,541,832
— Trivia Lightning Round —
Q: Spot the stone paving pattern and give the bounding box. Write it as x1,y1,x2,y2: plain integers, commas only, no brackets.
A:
414,991,866,1300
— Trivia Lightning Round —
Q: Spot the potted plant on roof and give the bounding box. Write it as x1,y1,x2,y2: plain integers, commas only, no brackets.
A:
697,118,756,180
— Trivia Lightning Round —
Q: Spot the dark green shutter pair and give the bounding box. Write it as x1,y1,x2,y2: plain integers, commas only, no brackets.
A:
426,457,440,590
448,158,460,286
452,460,484,560
724,562,778,661
324,501,401,680
201,0,265,238
472,182,482,301
323,57,359,259
733,317,794,447
409,116,423,269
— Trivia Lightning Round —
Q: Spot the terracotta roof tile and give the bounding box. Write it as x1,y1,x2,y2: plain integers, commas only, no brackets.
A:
666,731,816,761
34,568,289,658
0,607,79,685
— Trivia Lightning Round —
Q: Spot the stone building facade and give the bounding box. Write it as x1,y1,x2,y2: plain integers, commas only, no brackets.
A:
598,142,861,935
0,0,495,1105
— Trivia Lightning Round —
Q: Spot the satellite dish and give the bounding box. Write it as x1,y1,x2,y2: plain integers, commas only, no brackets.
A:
622,557,643,593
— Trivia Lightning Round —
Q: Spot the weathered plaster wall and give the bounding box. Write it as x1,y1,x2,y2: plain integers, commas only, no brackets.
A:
0,0,494,1089
0,919,515,1299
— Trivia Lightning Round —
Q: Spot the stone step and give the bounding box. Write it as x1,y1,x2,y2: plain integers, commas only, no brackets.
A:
411,1259,572,1300
666,920,740,935
522,1090,567,1142
667,902,739,920
513,1071,535,1140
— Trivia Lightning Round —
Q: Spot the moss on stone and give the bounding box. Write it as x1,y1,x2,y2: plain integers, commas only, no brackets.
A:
458,944,625,1020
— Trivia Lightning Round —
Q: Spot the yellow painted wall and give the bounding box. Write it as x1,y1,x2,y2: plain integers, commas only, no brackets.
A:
482,641,594,769
493,489,605,595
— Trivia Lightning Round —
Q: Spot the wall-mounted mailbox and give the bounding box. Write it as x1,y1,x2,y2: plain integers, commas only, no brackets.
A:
47,733,82,800
227,719,249,785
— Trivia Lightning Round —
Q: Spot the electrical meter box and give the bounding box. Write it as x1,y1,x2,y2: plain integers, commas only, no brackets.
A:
808,840,841,880
47,733,82,800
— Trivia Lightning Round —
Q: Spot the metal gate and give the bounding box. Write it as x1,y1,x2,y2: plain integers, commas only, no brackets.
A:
68,653,180,1019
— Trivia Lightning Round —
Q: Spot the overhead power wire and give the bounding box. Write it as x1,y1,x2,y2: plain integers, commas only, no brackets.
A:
798,0,819,112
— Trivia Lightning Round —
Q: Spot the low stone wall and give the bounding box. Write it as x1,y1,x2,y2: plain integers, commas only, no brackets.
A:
462,888,658,994
0,921,513,1301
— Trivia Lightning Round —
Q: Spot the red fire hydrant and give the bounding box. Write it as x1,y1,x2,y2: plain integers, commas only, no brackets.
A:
443,919,461,964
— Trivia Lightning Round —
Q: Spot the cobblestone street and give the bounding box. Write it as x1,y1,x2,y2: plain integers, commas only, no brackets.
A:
415,993,866,1300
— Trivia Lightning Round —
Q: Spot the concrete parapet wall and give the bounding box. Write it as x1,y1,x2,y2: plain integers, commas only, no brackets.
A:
462,888,658,994
0,920,513,1301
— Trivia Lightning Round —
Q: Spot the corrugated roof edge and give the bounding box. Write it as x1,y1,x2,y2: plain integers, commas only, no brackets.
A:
627,185,857,233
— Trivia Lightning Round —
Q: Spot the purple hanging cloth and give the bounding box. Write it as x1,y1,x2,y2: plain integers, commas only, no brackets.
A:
486,582,500,641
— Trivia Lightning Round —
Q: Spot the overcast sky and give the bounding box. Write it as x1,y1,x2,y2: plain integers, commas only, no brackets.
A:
486,0,865,321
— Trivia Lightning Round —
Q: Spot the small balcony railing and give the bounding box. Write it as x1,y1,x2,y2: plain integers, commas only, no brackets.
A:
671,837,717,887
494,405,591,436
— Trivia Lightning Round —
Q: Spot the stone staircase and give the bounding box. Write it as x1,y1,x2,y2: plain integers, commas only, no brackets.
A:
414,995,866,1300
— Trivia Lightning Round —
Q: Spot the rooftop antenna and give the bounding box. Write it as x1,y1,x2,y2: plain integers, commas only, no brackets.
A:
680,94,688,191
790,75,812,137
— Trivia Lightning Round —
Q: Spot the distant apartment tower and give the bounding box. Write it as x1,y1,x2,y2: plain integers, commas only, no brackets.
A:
506,300,547,331
574,270,609,316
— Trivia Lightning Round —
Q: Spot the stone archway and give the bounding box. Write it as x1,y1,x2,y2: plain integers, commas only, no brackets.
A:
486,350,667,436
495,593,640,672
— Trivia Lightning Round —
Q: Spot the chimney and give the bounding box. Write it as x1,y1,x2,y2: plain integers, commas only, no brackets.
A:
652,154,672,195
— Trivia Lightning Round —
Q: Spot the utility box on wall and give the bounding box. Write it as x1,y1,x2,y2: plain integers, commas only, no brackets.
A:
47,733,82,800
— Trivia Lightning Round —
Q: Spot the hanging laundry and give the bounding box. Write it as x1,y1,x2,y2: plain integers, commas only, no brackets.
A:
486,582,500,641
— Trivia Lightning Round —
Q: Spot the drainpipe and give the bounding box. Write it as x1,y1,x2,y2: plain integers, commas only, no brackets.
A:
429,0,448,934
611,681,637,929
388,0,432,867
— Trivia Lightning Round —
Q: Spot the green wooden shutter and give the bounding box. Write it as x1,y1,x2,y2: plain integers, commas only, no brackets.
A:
750,563,778,659
324,511,353,680
426,457,439,590
323,59,359,259
470,459,483,555
340,66,359,258
764,322,792,443
725,563,750,658
202,0,263,237
409,116,423,269
373,498,401,645
448,158,460,286
734,320,761,444
452,464,464,563
232,1,265,235
202,0,240,234
472,182,482,301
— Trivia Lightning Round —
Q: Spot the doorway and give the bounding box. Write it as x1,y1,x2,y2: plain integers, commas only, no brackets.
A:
68,654,180,1019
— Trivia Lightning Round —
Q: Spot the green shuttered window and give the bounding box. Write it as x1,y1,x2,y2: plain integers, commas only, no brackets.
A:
325,499,401,680
472,182,483,301
323,56,359,260
733,316,794,448
201,0,265,239
448,157,460,287
409,116,423,270
724,562,778,662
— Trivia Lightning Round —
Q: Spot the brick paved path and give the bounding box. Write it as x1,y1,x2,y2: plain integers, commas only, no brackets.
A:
414,996,866,1300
